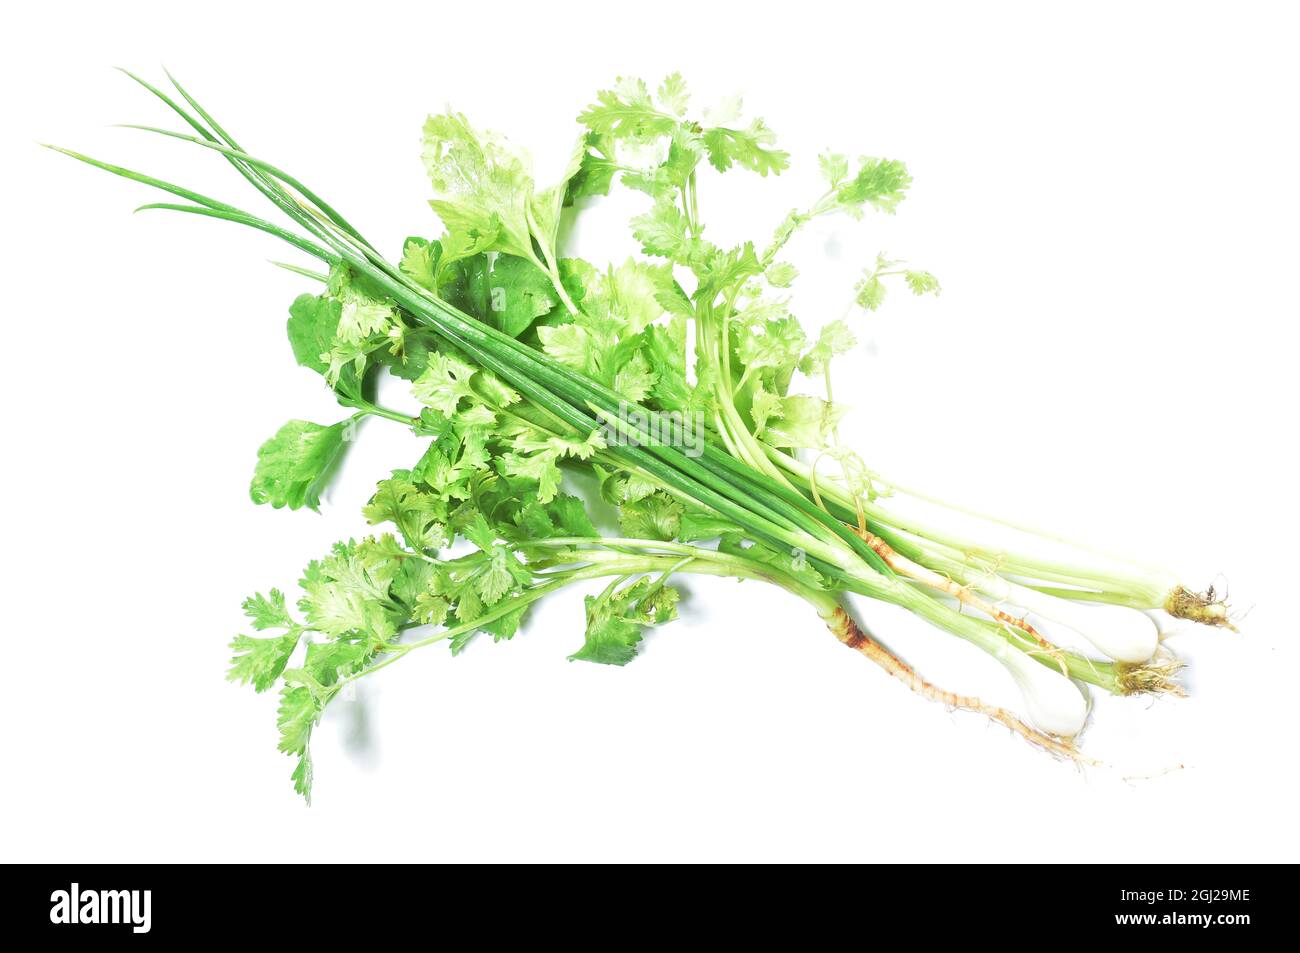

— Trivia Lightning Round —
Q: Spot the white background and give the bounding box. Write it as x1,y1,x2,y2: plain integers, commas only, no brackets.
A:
4,1,1298,862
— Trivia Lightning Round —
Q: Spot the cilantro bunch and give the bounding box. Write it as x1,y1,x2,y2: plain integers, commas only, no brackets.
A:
56,71,1226,801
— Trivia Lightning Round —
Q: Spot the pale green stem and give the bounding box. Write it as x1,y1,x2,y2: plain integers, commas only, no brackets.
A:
765,444,1170,605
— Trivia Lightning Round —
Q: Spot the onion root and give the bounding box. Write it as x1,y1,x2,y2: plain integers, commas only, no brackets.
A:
1165,584,1236,630
822,607,1094,764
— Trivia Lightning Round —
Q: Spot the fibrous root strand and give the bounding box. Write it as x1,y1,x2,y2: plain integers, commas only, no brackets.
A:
1165,584,1236,630
822,607,1096,765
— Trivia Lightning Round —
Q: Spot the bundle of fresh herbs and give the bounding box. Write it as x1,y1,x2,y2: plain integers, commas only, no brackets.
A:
54,72,1232,799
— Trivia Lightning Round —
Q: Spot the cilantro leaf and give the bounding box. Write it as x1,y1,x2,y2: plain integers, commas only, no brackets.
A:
547,493,599,537
567,134,620,201
227,631,300,692
694,242,762,301
853,255,939,312
276,681,320,802
250,419,350,511
578,77,678,140
500,430,607,503
644,315,693,412
500,489,600,542
411,352,479,415
303,639,371,687
798,320,857,375
619,491,684,541
834,157,912,216
335,288,395,345
298,540,401,639
421,110,536,260
657,73,690,116
392,555,437,612
904,270,942,296
760,395,848,449
609,259,672,334
286,293,362,400
286,293,338,376
479,603,529,643
399,236,441,291
766,261,798,288
818,152,851,187
570,577,681,666
735,315,807,380
631,195,699,262
363,477,448,551
614,349,657,403
855,274,887,311
572,598,643,665
749,385,782,435
702,119,789,177
484,254,557,338
476,549,518,605
242,589,294,630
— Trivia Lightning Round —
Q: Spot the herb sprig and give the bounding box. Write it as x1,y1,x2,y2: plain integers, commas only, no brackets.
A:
52,71,1228,800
